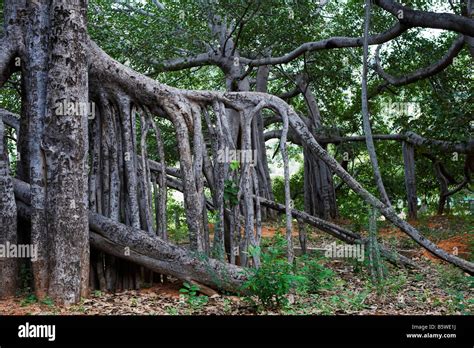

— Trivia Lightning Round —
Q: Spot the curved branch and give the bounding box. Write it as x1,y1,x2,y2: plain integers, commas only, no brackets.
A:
373,35,465,86
374,0,474,36
150,51,218,73
0,37,17,88
151,19,407,73
240,22,408,67
0,108,19,133
405,131,474,155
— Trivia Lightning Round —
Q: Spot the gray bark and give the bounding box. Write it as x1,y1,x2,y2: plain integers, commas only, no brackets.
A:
42,0,90,304
402,141,417,219
116,93,140,229
0,118,18,298
21,0,50,299
253,65,275,219
149,117,167,240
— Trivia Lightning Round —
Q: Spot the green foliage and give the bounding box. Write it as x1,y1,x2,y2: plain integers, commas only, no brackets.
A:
243,234,304,309
223,179,239,207
245,234,336,309
41,297,55,307
449,290,473,315
230,160,240,171
179,282,209,310
272,166,304,211
309,289,370,314
165,306,179,315
330,291,370,312
375,273,408,297
19,264,33,295
437,266,473,315
296,255,335,294
437,265,471,292
20,294,55,307
223,160,241,207
243,256,303,309
93,290,103,297
180,281,200,297
20,294,38,307
166,195,188,244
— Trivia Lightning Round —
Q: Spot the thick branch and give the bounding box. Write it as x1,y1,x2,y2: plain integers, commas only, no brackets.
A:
373,35,465,86
240,22,408,67
0,108,19,133
374,0,474,36
0,37,16,88
151,52,218,73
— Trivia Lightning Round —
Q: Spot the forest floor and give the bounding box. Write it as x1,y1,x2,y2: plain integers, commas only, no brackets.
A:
0,215,472,316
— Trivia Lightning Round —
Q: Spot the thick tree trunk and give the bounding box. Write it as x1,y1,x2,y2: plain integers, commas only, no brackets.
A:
89,214,245,292
303,144,338,219
433,161,450,215
21,0,50,299
41,0,90,304
0,1,21,299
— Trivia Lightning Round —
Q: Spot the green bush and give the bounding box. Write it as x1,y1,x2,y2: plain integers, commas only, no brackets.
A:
242,235,304,309
179,282,209,310
296,255,335,293
20,294,38,307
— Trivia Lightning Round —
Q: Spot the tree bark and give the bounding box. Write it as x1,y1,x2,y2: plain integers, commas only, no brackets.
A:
0,118,18,298
402,141,417,219
42,0,90,304
21,0,50,299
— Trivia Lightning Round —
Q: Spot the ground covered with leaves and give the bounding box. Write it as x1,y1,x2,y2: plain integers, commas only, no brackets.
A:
0,216,472,316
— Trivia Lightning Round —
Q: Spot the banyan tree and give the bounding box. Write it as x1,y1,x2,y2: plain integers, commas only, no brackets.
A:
0,0,473,304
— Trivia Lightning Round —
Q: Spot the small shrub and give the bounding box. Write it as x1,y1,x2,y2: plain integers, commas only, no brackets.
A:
296,255,335,293
93,290,103,297
41,297,55,307
179,282,208,310
242,236,305,309
20,294,37,307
